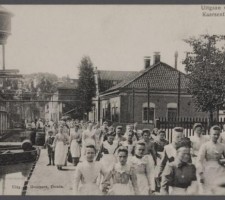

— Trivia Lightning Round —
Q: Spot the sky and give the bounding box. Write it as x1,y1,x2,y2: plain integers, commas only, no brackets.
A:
2,5,225,78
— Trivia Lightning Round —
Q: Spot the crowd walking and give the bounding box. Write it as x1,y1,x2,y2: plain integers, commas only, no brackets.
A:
26,118,225,195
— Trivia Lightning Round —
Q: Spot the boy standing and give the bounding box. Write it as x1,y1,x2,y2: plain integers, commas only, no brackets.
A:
45,130,55,166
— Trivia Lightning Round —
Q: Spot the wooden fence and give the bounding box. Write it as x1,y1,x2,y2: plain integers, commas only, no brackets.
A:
157,117,225,143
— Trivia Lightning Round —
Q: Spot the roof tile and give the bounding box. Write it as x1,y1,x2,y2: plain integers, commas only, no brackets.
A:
103,62,189,93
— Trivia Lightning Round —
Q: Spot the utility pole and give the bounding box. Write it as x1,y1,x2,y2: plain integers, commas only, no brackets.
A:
177,71,181,118
147,81,150,124
132,86,135,123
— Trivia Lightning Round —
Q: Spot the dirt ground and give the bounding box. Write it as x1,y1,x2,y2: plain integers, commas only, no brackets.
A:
26,148,76,195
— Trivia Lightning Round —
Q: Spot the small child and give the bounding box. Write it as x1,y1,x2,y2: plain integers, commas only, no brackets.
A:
45,130,55,166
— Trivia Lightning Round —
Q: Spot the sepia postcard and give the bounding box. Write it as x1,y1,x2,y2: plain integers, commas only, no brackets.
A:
1,4,225,197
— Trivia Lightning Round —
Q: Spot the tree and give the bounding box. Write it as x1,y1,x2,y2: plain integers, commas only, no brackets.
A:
77,56,96,120
183,35,225,123
20,73,59,120
23,73,58,100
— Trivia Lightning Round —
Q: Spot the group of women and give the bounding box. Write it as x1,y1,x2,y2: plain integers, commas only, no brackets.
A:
51,120,225,195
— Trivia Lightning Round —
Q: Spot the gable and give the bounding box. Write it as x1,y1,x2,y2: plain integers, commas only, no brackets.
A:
125,63,189,91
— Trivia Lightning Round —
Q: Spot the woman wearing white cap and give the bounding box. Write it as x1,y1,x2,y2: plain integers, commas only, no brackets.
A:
102,146,140,195
80,121,96,161
74,144,106,195
129,141,153,195
97,128,119,173
190,123,209,165
53,124,70,170
197,125,225,195
70,124,81,166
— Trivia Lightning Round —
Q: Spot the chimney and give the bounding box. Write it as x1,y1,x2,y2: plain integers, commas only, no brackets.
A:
153,52,160,64
144,56,151,69
175,51,178,70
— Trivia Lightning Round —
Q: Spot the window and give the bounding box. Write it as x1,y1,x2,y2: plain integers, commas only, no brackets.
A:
142,102,155,123
111,107,115,121
106,103,111,121
103,108,105,121
112,106,119,122
143,107,155,121
167,103,177,120
115,107,119,122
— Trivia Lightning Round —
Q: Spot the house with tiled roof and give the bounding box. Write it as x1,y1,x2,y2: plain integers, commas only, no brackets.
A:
90,53,208,124
89,68,138,121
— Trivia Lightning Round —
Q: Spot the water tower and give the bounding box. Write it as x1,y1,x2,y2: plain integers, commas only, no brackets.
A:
0,6,12,70
0,6,22,81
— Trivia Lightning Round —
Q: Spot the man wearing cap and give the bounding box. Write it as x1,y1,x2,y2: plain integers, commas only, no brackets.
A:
157,127,185,180
160,142,197,195
190,123,209,165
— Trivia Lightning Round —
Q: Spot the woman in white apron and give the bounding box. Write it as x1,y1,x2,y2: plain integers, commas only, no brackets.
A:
190,123,209,165
74,144,106,195
70,124,81,166
53,124,70,170
130,142,153,195
102,146,140,195
197,125,225,195
154,130,169,190
80,122,95,162
98,130,119,173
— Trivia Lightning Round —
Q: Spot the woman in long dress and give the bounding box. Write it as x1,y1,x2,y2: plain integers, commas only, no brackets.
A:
139,129,157,191
92,123,103,154
102,146,140,195
98,130,119,173
80,122,96,161
153,130,169,190
197,125,225,195
190,123,209,164
120,131,136,163
154,130,169,161
70,124,81,166
74,144,106,195
129,142,153,195
53,124,70,170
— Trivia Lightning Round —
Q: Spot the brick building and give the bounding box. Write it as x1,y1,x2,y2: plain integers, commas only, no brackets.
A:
89,69,138,122
91,55,208,125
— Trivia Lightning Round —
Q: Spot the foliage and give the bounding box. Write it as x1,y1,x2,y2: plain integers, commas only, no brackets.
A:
183,35,225,119
23,73,59,99
77,56,96,119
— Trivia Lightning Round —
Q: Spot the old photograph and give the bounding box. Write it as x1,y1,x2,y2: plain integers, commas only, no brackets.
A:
1,4,225,196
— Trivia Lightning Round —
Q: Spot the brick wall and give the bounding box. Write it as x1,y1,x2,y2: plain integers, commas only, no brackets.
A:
120,93,208,123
